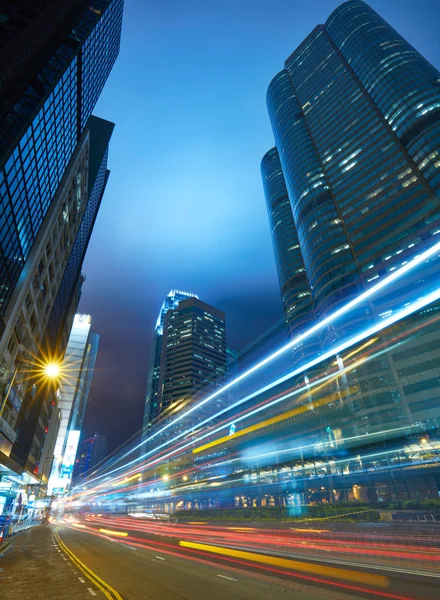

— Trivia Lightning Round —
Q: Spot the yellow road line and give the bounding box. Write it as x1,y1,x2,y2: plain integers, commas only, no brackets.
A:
179,540,389,588
54,529,123,600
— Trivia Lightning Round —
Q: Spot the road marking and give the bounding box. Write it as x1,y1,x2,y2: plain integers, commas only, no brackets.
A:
179,541,389,588
88,588,97,596
54,529,123,600
129,547,136,551
79,577,86,583
217,574,238,582
155,556,165,560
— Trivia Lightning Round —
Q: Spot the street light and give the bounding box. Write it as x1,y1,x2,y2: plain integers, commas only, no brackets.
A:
0,359,61,419
44,363,61,379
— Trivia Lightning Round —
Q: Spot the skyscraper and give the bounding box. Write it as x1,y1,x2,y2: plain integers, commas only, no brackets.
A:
158,297,227,424
262,147,318,366
143,290,199,428
264,0,440,345
0,2,122,482
48,314,99,495
262,0,440,438
72,433,108,481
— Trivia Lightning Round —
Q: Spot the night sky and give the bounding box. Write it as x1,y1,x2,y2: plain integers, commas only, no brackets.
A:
77,0,440,451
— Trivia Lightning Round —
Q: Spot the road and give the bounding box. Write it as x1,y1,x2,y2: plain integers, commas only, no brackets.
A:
0,519,439,600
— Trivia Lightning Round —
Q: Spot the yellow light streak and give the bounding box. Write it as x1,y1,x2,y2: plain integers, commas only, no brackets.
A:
99,529,129,537
192,353,369,455
192,395,330,455
179,541,389,587
291,528,330,533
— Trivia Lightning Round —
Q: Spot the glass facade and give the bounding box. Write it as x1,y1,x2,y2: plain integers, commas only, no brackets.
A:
158,297,227,430
0,61,78,312
261,148,316,363
0,1,123,314
262,0,440,437
144,290,199,427
265,0,440,340
45,116,114,355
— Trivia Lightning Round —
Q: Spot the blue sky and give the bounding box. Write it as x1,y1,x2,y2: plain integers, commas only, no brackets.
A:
79,0,440,449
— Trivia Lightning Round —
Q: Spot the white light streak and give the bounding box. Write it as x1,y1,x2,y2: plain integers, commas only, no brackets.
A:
69,240,440,494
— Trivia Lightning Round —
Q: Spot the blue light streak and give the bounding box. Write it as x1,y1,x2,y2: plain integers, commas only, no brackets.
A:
68,240,440,495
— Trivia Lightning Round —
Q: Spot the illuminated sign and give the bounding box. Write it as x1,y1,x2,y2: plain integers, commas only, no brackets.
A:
50,430,81,495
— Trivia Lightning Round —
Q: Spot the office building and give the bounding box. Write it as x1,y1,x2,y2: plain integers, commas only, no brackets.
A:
0,2,122,488
264,0,440,340
143,290,199,428
73,433,107,480
48,314,99,495
262,147,318,368
262,0,440,439
158,297,227,424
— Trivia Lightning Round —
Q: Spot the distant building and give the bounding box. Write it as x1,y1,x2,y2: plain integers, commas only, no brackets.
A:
157,297,227,426
143,290,199,428
73,433,108,480
48,314,99,495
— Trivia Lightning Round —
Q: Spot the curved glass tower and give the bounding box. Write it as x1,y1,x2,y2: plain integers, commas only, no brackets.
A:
261,148,316,362
261,0,440,437
264,0,440,345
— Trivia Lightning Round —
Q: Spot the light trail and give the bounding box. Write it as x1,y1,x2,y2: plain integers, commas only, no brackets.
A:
179,540,389,587
68,240,440,493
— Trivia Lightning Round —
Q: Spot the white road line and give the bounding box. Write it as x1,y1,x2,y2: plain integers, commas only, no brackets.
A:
217,574,238,582
129,547,136,551
78,577,86,583
87,588,97,596
155,556,165,560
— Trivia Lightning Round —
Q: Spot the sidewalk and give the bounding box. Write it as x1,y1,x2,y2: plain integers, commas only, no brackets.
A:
0,525,101,599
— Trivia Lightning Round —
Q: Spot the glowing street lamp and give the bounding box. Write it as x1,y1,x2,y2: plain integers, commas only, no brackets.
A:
44,362,61,379
0,359,62,418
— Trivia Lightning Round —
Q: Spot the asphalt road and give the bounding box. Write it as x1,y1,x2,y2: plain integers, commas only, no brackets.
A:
0,523,438,600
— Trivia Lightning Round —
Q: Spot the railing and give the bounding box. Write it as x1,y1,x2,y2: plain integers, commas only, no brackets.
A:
0,518,44,542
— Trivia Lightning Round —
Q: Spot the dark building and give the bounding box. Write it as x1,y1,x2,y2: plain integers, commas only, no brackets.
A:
157,297,227,425
261,147,318,367
0,1,122,484
45,116,114,356
262,0,440,440
73,433,107,480
264,0,440,347
143,290,199,428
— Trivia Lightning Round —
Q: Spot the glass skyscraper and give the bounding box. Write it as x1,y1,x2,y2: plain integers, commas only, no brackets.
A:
262,0,440,440
158,297,227,419
48,314,99,495
45,116,114,356
143,290,199,428
0,2,122,481
0,1,123,314
264,0,440,343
